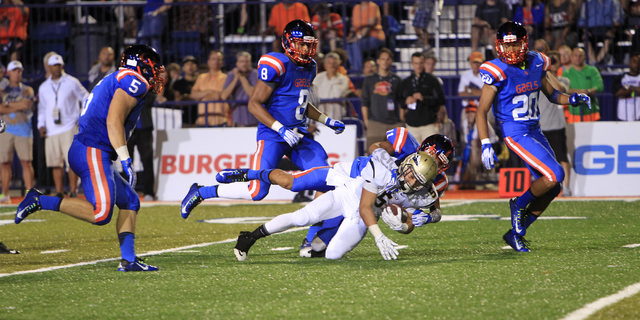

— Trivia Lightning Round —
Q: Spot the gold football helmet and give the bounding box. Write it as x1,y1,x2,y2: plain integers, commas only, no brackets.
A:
397,151,438,194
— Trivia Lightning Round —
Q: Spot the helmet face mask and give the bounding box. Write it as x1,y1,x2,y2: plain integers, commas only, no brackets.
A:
495,21,529,65
121,45,166,94
419,134,455,174
397,151,438,194
282,20,318,65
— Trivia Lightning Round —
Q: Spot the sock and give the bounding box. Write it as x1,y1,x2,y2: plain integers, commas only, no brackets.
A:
249,225,270,240
247,169,272,183
523,212,538,229
199,185,218,199
118,232,136,262
310,249,326,258
40,194,62,211
515,189,537,209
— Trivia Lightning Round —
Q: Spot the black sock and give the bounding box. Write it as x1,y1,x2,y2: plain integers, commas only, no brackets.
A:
249,225,270,240
310,249,326,258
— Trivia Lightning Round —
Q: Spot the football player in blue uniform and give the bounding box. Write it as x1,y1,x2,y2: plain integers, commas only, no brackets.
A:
476,22,591,252
15,45,165,271
180,19,345,217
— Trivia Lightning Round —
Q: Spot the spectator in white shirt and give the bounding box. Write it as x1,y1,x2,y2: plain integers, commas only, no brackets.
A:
312,52,352,120
37,54,89,197
614,52,640,121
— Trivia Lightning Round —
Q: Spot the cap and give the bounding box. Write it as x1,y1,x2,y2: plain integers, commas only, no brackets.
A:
7,61,23,71
182,55,198,64
468,51,484,63
48,54,65,66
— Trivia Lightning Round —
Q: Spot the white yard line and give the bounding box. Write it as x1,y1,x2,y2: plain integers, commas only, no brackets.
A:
561,282,640,320
0,227,307,278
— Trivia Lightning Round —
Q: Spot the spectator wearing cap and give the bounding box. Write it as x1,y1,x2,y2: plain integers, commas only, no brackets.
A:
457,51,499,188
37,54,89,197
173,55,199,125
87,46,116,91
0,61,34,203
221,51,258,127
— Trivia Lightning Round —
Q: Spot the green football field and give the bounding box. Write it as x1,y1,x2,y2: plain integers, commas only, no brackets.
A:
1,199,639,320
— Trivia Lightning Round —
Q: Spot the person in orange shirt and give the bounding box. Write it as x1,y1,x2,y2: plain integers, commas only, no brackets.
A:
346,1,386,72
266,2,310,52
0,0,29,63
190,50,229,127
311,4,344,53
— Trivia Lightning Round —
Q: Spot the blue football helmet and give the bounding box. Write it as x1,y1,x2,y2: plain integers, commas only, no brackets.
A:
281,19,318,65
495,21,529,65
419,134,455,173
121,44,165,94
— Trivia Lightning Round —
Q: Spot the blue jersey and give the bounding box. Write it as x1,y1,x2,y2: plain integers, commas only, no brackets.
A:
76,68,150,155
255,52,317,142
479,51,551,126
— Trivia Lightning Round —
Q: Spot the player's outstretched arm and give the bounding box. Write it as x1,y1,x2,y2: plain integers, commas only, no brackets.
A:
360,188,399,260
542,72,591,108
306,102,345,134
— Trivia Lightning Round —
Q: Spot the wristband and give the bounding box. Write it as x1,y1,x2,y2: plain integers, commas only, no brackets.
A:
480,138,491,145
115,146,131,161
368,224,383,238
271,120,283,132
549,88,563,104
318,114,328,124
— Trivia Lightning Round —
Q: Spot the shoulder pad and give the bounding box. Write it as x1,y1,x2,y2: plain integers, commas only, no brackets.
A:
386,127,419,158
116,69,149,97
536,52,551,72
258,53,288,82
479,60,507,85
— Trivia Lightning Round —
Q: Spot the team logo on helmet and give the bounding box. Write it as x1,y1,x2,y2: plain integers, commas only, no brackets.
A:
121,44,166,94
495,21,529,65
397,151,438,194
419,134,455,174
282,19,318,65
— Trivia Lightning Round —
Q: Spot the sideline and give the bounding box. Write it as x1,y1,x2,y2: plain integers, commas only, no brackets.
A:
0,227,307,278
560,282,640,320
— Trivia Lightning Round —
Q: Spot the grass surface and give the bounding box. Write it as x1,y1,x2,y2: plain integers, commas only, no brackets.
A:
1,200,639,319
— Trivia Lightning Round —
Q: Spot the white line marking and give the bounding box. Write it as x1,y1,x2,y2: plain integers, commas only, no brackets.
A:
0,227,307,278
622,243,640,248
561,282,640,320
271,247,295,251
176,250,200,253
0,219,45,226
40,249,69,254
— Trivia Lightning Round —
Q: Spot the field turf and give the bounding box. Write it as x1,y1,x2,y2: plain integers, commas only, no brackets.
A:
1,199,639,319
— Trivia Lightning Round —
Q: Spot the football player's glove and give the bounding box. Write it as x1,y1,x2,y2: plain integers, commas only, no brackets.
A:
381,206,403,231
481,140,497,170
121,158,137,188
569,93,591,109
324,117,345,134
278,126,302,147
374,233,399,260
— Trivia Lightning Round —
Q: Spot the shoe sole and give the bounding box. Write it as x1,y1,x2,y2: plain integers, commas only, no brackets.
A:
234,248,247,261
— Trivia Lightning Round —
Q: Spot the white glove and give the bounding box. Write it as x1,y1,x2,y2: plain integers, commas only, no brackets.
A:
374,233,399,260
481,140,497,170
278,126,302,147
381,206,403,231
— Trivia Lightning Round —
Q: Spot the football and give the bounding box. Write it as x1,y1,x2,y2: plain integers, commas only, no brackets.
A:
387,204,408,223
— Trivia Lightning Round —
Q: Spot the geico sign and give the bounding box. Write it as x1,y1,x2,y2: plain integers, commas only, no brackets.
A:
574,145,640,175
161,153,342,174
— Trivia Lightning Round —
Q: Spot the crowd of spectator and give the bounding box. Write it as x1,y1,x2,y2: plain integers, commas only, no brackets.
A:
1,0,640,201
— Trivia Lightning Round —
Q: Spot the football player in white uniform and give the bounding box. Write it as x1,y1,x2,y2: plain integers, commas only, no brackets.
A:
231,151,439,261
